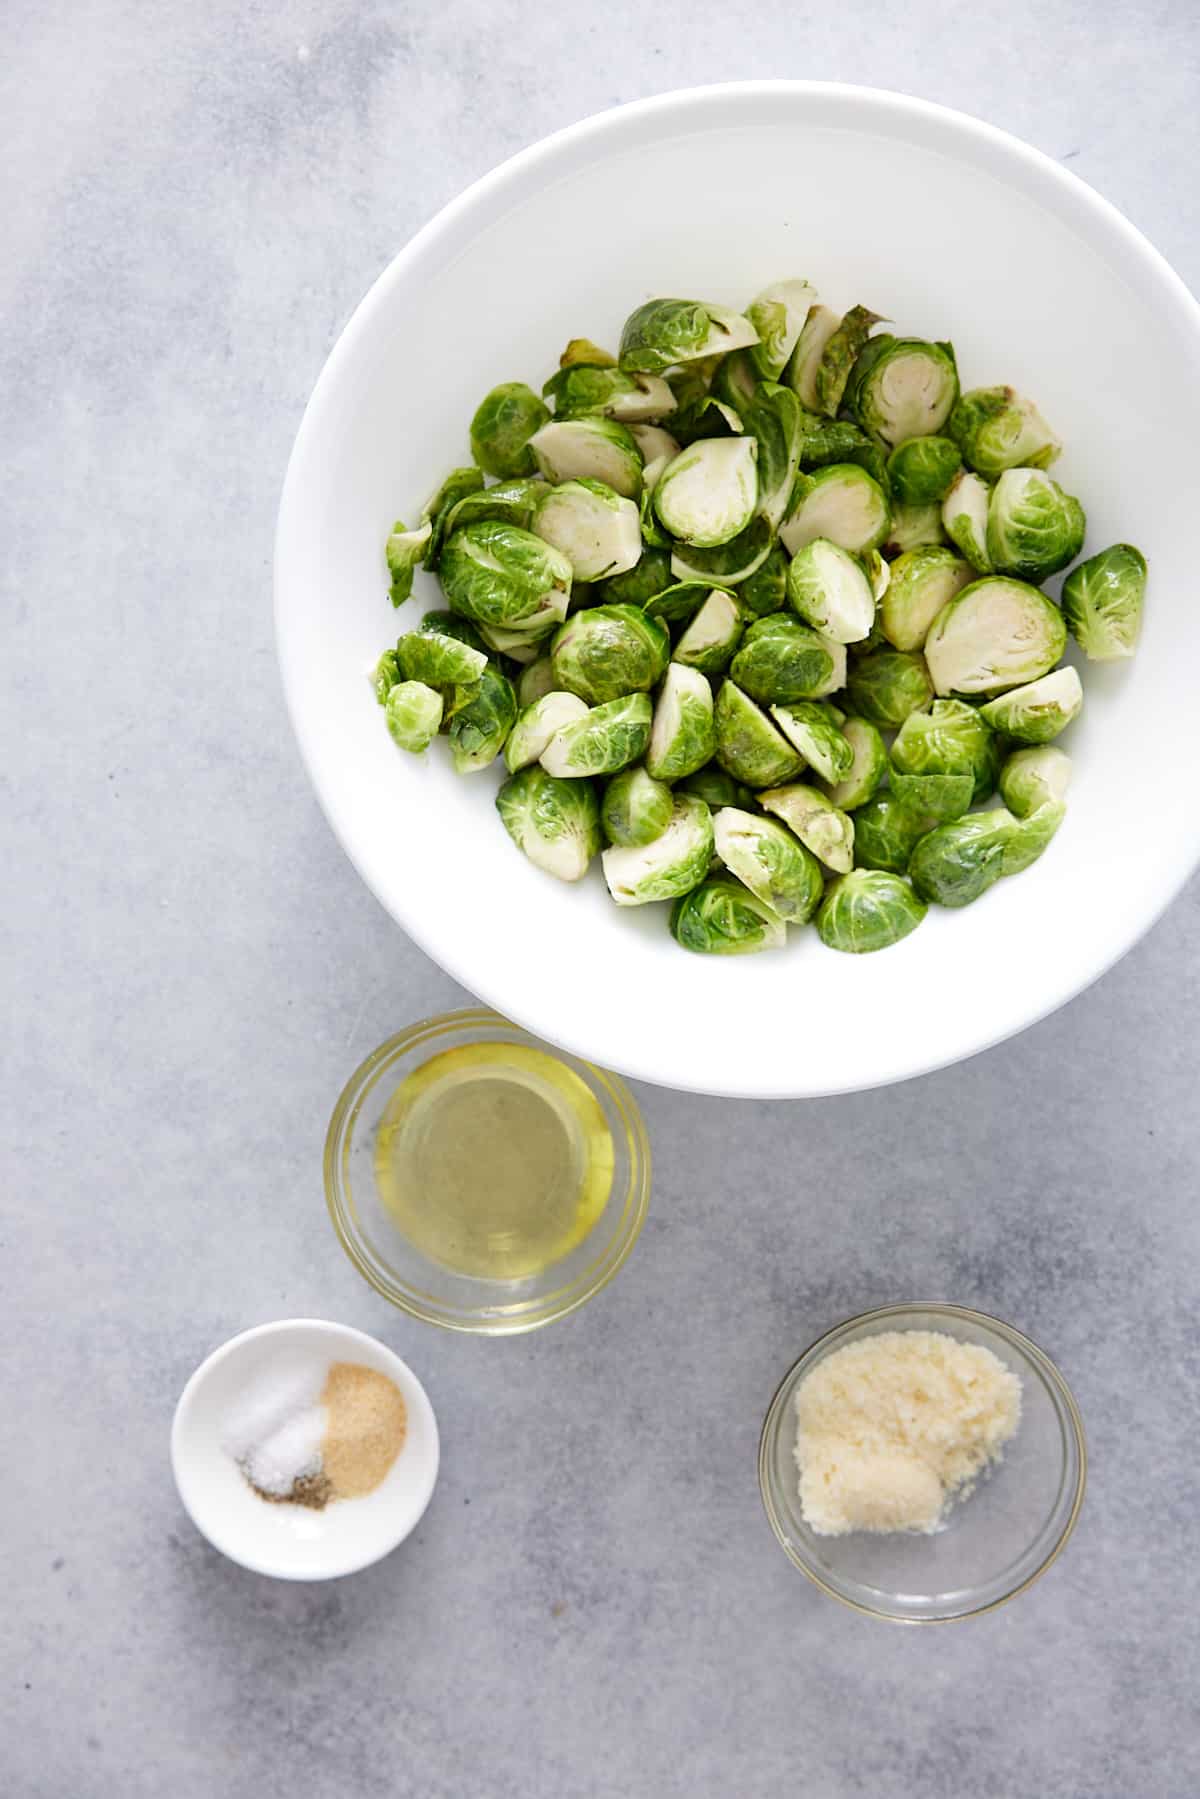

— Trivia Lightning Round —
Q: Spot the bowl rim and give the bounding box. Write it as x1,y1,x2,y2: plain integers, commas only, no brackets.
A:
275,80,1200,1099
757,1300,1088,1624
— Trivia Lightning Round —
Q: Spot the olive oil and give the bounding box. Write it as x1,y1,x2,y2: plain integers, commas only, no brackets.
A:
374,1042,614,1281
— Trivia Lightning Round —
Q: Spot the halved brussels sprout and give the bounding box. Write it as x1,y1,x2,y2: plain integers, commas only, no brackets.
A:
618,299,759,374
891,698,1001,802
769,701,854,782
820,716,887,810
386,518,434,605
786,538,876,644
978,665,1083,742
421,467,485,569
713,807,824,923
814,305,885,418
532,479,642,582
886,436,962,506
540,692,653,777
758,783,854,873
923,577,1067,695
444,476,551,536
747,279,818,380
884,500,948,557
843,648,934,728
529,418,643,498
784,304,841,410
504,691,590,773
671,589,746,677
495,766,601,882
739,543,789,616
909,809,1011,907
670,877,787,955
440,522,572,629
1060,542,1147,661
517,655,557,708
713,681,806,787
985,468,1086,582
601,793,715,904
851,338,959,446
551,604,669,704
780,464,891,557
1000,800,1065,875
745,386,805,529
817,870,927,954
543,365,677,424
373,648,403,704
397,629,488,688
384,680,443,752
654,437,759,547
853,793,942,872
998,746,1072,818
880,547,974,652
646,664,717,782
730,614,836,704
469,383,551,478
949,386,1060,476
676,764,757,812
886,773,973,826
670,516,775,587
643,580,720,625
600,765,674,847
940,470,993,572
597,544,674,606
448,665,518,772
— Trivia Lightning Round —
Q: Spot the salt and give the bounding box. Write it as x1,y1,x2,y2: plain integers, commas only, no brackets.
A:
244,1405,327,1497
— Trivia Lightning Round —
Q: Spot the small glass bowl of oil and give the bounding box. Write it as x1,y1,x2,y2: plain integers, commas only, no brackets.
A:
324,1010,651,1333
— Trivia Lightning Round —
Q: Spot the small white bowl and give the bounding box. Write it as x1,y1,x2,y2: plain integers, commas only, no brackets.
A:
171,1319,439,1580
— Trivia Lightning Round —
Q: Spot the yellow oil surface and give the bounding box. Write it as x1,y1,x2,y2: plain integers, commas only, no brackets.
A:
374,1042,614,1280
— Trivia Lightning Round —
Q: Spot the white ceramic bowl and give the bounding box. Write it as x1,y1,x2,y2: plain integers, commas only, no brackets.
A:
171,1320,439,1579
276,82,1200,1098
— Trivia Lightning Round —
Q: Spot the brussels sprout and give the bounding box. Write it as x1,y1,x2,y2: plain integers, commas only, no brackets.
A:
851,338,959,446
641,579,716,625
504,691,590,773
784,304,841,410
644,664,717,782
796,412,874,470
385,518,434,605
529,418,643,498
384,680,443,752
978,665,1083,742
820,716,887,810
739,543,789,617
940,470,993,572
769,701,854,783
758,783,854,873
618,299,759,375
843,648,934,728
1000,800,1065,874
746,279,818,380
909,809,1010,907
812,633,848,697
713,681,806,787
448,664,518,772
602,793,715,904
886,436,962,506
495,766,601,882
444,476,551,536
985,468,1086,582
629,426,682,487
396,629,488,688
551,604,669,704
923,577,1067,695
712,348,760,411
880,547,973,651
676,764,757,811
557,338,617,370
948,386,1060,476
670,877,787,955
440,522,572,630
850,793,939,872
713,807,825,923
814,306,885,418
421,467,485,569
670,516,775,586
785,539,876,644
731,614,836,704
531,479,642,582
780,464,890,559
884,500,948,557
888,772,974,825
1060,542,1147,662
816,870,926,954
372,648,403,704
654,437,759,547
469,382,551,478
745,386,805,529
672,588,747,675
669,394,743,447
891,698,1001,803
999,746,1072,818
601,765,674,846
596,544,674,607
540,692,653,777
543,364,677,424
517,655,557,708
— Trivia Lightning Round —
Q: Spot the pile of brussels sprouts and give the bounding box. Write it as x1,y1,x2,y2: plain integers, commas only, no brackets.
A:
373,282,1147,955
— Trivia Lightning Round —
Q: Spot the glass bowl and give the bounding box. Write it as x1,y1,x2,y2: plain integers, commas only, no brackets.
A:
324,1010,650,1334
758,1303,1086,1623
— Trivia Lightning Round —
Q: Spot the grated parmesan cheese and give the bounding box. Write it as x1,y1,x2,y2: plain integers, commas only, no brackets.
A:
793,1329,1022,1536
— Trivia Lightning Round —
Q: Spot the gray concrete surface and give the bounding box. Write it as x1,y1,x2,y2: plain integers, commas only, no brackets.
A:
5,3,1200,1794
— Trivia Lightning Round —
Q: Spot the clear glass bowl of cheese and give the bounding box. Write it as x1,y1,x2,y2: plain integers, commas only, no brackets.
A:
758,1303,1086,1623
